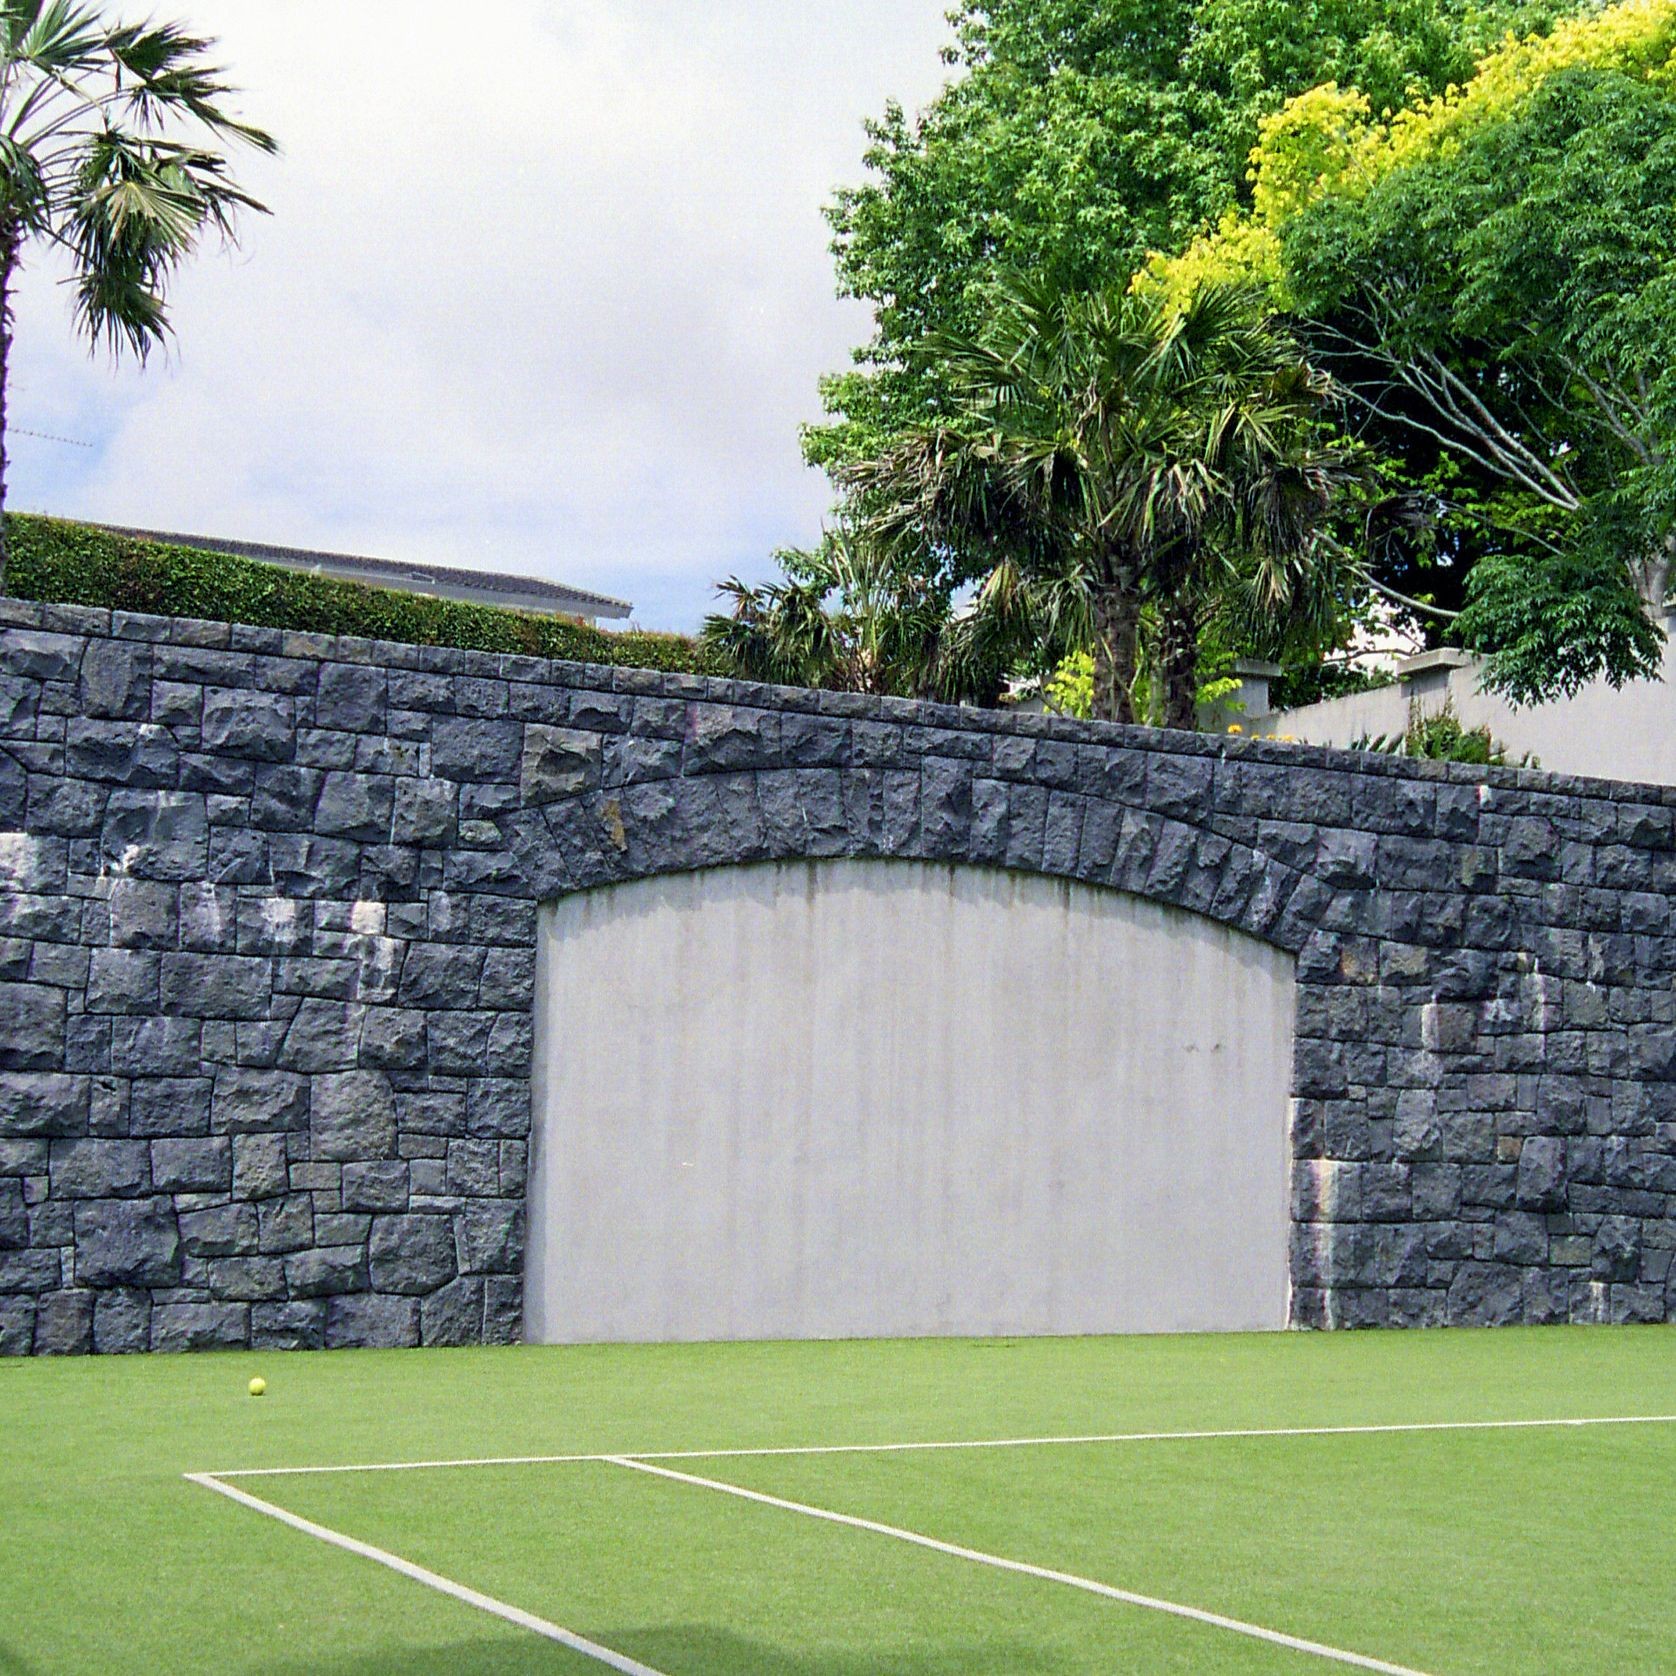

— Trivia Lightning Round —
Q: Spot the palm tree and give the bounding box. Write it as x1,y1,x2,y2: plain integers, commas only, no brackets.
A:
701,528,1023,704
846,276,1353,727
0,2,275,588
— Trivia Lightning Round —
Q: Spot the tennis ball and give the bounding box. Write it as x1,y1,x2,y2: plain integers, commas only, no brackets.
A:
248,1376,267,1399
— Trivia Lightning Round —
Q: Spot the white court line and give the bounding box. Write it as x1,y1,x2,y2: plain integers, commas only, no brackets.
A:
184,1471,670,1676
606,1454,1435,1676
205,1411,1676,1479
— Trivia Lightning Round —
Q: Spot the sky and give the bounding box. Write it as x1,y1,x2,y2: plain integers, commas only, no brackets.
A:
7,1,956,631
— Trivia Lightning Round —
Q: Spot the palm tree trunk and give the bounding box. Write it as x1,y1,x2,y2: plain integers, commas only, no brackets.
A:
0,218,17,596
1091,583,1141,725
1159,592,1201,731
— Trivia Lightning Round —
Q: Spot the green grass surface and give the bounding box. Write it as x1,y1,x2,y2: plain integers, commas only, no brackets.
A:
3,1327,1674,1674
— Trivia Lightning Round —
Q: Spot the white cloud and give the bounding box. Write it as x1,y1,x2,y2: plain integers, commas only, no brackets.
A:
7,0,954,628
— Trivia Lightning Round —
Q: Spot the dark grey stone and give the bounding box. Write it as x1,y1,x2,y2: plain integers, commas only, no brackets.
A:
521,725,601,805
178,1202,259,1257
310,1072,397,1162
0,1177,26,1249
9,610,1676,1353
369,1214,457,1294
129,1077,213,1138
285,1245,368,1298
0,983,66,1070
92,1288,150,1353
341,1160,409,1213
431,717,520,782
0,1073,89,1136
150,1137,232,1193
325,1291,419,1349
73,1198,181,1287
0,1295,36,1354
32,1288,94,1354
214,1069,309,1133
420,1275,484,1346
50,1138,149,1198
201,689,296,761
315,772,394,841
456,1201,522,1274
159,953,270,1019
151,1302,249,1352
232,1133,291,1201
316,664,387,732
251,1300,326,1350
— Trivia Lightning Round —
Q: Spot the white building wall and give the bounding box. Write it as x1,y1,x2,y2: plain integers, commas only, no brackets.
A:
1246,616,1676,786
525,859,1296,1345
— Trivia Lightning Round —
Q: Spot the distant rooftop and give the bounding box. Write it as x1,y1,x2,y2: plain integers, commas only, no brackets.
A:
92,524,633,624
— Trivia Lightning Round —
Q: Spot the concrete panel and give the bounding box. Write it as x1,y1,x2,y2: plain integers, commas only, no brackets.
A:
526,860,1295,1344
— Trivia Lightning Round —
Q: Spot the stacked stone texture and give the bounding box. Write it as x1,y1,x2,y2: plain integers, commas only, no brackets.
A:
1,595,1674,1354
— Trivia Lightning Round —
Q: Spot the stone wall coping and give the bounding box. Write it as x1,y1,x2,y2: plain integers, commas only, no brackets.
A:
3,592,1669,811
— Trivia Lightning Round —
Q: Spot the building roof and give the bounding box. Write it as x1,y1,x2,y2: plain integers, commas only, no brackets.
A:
93,524,633,621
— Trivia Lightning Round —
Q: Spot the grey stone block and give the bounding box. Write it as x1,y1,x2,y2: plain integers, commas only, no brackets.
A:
73,1198,181,1287
325,1292,419,1349
108,879,178,949
208,1256,287,1302
32,1289,94,1355
0,1296,36,1354
160,953,271,1019
129,1076,213,1137
316,664,387,732
99,790,207,881
421,1276,485,1346
465,1080,528,1139
151,1302,249,1352
151,1137,233,1193
251,1300,327,1351
232,1133,290,1201
0,982,66,1069
341,1160,409,1213
201,689,296,762
521,725,602,805
92,1288,150,1353
285,1245,368,1298
310,1072,397,1161
316,772,394,841
281,999,363,1071
256,1194,314,1255
456,1202,522,1274
80,642,150,720
369,1214,457,1294
0,1073,89,1136
431,717,520,782
213,1070,308,1134
0,1177,26,1249
178,1202,259,1258
51,1138,149,1198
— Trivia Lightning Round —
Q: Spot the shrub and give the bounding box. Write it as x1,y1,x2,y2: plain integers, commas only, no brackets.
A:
4,515,721,676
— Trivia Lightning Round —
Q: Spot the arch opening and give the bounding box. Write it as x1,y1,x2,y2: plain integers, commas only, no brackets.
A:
525,859,1296,1343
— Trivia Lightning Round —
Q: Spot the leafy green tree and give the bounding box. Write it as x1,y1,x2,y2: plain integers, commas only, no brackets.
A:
1282,61,1676,699
700,529,1018,704
810,0,1558,475
0,1,274,586
1150,0,1676,701
846,276,1354,727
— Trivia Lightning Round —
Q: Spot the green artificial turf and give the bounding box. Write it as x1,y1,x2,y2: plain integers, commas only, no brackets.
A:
3,1327,1674,1674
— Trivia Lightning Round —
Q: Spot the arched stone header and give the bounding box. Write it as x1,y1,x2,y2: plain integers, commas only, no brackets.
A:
1,594,1673,1353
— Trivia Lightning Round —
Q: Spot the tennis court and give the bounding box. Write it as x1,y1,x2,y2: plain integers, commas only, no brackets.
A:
4,1327,1674,1672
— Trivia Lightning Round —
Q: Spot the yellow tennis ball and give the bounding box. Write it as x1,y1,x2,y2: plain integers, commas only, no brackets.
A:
248,1376,267,1398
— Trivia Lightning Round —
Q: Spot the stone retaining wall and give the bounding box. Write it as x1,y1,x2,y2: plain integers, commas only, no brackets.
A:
1,595,1674,1353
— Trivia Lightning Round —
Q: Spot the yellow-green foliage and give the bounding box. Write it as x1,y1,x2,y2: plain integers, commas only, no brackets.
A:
1143,0,1676,303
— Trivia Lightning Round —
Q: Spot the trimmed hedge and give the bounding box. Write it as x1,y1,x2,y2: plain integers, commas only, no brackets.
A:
3,515,721,675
